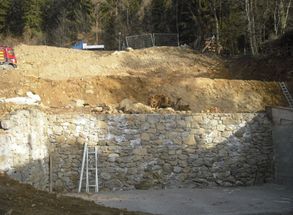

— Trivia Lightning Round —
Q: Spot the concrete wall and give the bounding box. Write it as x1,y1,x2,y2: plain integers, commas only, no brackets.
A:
271,107,293,186
0,110,274,192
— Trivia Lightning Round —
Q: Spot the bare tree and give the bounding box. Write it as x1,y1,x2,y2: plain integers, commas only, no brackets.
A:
245,0,258,55
92,0,101,43
208,0,220,43
274,0,292,36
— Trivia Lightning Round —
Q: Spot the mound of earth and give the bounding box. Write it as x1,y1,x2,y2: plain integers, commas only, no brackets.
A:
228,55,293,81
228,30,293,82
0,44,289,113
0,174,150,215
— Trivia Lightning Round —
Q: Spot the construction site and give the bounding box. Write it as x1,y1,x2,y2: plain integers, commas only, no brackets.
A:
0,35,293,215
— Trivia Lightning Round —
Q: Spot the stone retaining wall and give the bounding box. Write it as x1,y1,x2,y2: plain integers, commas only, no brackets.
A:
48,113,273,192
0,110,273,192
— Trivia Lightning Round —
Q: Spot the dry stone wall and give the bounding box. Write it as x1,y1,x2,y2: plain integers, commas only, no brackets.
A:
48,113,273,192
0,109,273,192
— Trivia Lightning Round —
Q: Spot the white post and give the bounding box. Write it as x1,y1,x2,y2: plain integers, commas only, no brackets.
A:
78,143,87,193
95,147,99,192
86,146,89,192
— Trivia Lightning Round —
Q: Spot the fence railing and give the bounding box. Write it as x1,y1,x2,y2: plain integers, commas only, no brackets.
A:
153,33,179,47
126,34,154,49
125,33,179,49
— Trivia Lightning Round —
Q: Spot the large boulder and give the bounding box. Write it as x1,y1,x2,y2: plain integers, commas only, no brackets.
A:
119,99,154,113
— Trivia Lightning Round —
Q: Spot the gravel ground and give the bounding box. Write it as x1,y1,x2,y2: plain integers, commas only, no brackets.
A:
71,184,293,215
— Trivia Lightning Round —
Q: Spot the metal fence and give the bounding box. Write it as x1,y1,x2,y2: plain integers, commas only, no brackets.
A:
153,33,179,47
125,33,179,49
126,33,154,49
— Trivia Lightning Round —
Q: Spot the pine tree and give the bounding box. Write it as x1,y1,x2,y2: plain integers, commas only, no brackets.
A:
6,0,24,36
22,0,46,40
44,0,94,46
66,0,94,34
0,0,11,33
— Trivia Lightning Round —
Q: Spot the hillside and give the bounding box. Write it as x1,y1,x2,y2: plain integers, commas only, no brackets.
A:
0,44,288,113
0,174,148,215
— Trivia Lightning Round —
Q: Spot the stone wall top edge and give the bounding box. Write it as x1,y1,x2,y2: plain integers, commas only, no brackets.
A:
46,112,266,117
0,109,268,120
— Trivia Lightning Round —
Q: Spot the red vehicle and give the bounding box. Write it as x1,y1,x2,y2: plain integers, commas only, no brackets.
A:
0,46,17,69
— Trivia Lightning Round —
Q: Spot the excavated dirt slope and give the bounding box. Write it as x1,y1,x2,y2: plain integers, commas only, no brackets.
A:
0,44,288,113
0,174,149,215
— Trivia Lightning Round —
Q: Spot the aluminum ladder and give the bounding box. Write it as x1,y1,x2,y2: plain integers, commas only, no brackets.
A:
279,82,293,108
78,143,99,193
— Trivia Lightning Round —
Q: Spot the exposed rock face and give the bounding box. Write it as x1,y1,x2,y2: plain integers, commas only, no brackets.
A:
0,110,273,192
0,109,49,191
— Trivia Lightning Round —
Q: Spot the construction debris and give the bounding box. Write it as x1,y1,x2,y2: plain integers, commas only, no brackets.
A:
147,95,190,111
0,92,41,105
202,36,223,54
119,99,154,114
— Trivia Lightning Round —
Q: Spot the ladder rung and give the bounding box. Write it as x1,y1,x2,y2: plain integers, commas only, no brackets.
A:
79,143,99,193
279,82,293,108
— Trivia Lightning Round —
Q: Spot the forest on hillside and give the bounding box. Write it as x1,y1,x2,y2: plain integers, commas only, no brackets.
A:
0,0,292,54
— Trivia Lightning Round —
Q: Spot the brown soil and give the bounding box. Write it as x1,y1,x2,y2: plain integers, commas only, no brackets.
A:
228,55,293,81
0,44,289,114
0,174,150,215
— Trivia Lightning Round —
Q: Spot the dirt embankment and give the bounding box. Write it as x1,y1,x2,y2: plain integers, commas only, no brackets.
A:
0,175,150,215
14,45,229,80
0,44,289,113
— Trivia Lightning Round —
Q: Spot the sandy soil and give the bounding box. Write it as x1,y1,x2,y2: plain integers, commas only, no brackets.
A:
14,45,228,80
0,45,289,113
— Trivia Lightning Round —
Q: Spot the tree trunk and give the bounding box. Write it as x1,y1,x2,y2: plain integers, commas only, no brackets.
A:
274,0,292,36
245,0,258,56
274,0,280,36
175,0,179,34
213,1,220,43
281,0,292,33
251,0,258,54
94,3,99,43
209,0,220,52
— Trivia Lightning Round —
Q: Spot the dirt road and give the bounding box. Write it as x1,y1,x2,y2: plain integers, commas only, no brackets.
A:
72,185,293,215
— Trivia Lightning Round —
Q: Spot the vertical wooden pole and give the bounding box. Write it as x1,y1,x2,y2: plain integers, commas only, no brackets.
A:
49,154,53,192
